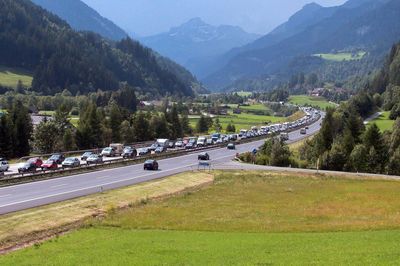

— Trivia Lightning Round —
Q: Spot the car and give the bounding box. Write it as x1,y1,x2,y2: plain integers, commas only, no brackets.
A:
122,147,137,159
144,160,159,171
137,148,150,156
175,140,184,148
305,126,309,130
49,154,65,164
185,142,195,149
81,152,93,161
41,160,58,171
206,138,214,145
62,157,80,168
168,141,175,149
300,128,307,135
227,143,236,150
18,162,37,174
198,152,210,161
149,143,159,151
155,146,166,153
28,157,43,168
86,154,103,165
101,147,115,157
0,159,9,172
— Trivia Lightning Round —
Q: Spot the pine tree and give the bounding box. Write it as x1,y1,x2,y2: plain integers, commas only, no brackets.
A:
0,115,13,158
133,111,150,142
10,101,32,157
349,144,368,172
196,115,209,133
109,103,122,142
180,112,192,135
168,105,182,139
63,128,75,151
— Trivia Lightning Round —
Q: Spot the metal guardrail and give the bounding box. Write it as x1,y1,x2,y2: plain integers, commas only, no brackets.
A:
0,114,321,186
18,141,155,162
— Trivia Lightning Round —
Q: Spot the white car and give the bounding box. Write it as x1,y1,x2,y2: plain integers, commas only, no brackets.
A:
0,159,9,172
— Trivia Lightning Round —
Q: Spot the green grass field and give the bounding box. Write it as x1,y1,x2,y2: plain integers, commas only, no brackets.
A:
0,66,33,88
2,171,400,265
368,112,395,132
235,91,252,97
190,111,285,133
289,95,336,109
2,228,399,265
313,51,366,62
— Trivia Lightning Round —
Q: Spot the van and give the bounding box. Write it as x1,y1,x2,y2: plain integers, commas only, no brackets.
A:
156,139,170,148
0,159,9,172
110,143,124,156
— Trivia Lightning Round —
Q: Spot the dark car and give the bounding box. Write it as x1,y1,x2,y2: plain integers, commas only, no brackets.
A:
62,157,81,168
41,160,58,171
198,152,210,161
185,142,195,149
81,152,93,161
28,157,43,168
18,162,37,174
227,143,236,150
122,147,137,159
49,154,65,164
144,160,159,171
86,154,103,165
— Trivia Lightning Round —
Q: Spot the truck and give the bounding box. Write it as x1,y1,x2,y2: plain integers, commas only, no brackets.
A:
211,133,221,143
109,143,124,156
196,136,207,147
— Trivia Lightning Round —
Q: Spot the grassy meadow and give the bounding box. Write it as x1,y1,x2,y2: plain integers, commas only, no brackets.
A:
289,95,336,109
2,171,400,264
368,111,395,132
313,51,366,62
0,66,33,88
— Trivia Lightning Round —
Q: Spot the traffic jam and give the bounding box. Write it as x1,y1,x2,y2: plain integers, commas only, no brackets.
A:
0,107,320,176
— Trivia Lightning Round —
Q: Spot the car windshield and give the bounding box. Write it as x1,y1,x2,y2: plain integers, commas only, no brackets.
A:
145,160,153,164
28,158,37,162
88,155,97,159
124,148,132,152
83,152,92,156
103,148,111,152
44,160,54,164
65,158,75,162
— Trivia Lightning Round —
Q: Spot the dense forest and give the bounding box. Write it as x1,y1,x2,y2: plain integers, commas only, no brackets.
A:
0,0,200,97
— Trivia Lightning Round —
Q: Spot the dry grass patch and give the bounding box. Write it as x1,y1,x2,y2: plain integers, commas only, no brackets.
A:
0,172,213,252
102,171,400,233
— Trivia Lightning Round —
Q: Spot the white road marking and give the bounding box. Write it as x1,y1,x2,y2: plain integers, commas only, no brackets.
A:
51,184,68,189
0,194,12,198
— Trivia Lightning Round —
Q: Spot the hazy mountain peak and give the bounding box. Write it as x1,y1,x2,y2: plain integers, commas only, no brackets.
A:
302,2,323,11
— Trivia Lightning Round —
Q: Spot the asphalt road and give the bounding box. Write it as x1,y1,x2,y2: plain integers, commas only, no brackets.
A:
0,114,324,215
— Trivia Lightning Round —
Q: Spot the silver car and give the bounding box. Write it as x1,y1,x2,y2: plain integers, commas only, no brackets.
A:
0,159,9,172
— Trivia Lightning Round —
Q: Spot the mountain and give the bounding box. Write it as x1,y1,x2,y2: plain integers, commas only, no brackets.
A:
140,18,260,79
0,0,201,96
31,0,128,41
204,0,399,90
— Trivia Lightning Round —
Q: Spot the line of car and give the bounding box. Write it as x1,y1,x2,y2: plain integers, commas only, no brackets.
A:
0,107,319,176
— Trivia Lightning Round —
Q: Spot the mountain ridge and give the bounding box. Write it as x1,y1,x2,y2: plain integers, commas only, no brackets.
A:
140,18,260,79
31,0,128,40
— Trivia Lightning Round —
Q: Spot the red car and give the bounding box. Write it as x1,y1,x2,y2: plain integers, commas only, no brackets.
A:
41,160,58,171
28,158,43,168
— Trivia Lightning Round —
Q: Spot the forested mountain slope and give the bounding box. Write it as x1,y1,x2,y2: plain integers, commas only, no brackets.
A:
204,0,399,90
31,0,128,41
0,0,200,96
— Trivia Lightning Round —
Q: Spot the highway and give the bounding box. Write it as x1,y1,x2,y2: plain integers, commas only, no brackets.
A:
0,114,323,215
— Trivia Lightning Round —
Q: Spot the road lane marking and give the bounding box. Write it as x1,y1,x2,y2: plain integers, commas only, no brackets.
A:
51,184,68,189
0,194,12,198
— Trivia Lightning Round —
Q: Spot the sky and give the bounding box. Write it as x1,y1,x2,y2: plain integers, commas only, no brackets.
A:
82,0,347,37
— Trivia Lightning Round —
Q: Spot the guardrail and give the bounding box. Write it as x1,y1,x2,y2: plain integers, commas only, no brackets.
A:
0,114,321,186
18,141,155,162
